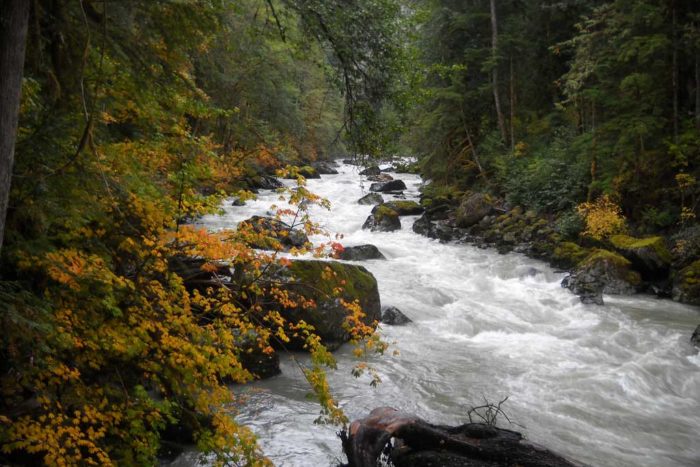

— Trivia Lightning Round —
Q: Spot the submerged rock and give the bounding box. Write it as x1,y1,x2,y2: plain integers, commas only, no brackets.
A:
357,193,384,205
381,306,412,325
339,244,386,261
238,216,309,251
272,260,381,350
231,198,246,206
369,179,407,193
362,205,401,232
563,249,641,305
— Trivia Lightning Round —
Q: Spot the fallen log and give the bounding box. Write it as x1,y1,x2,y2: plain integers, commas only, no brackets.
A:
340,407,583,467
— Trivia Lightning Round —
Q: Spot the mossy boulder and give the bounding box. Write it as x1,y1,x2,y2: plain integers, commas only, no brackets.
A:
369,179,407,193
358,193,384,205
551,242,590,270
563,249,642,304
609,235,671,280
382,200,424,216
275,260,381,350
455,193,494,228
672,259,700,305
238,216,309,251
282,165,320,179
362,205,401,232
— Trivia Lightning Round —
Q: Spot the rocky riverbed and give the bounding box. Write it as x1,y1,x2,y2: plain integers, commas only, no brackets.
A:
175,160,700,467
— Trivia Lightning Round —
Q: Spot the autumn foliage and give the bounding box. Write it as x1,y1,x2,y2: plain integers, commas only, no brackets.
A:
0,0,387,464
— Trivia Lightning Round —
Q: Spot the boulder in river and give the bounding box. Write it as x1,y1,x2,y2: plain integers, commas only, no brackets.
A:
609,235,671,280
366,173,394,182
359,165,381,176
455,192,494,228
563,249,641,305
339,244,386,261
381,306,412,325
247,174,283,191
412,213,458,242
231,198,246,206
357,193,384,205
383,200,424,216
272,260,381,350
691,324,700,349
362,205,401,232
312,161,339,174
369,179,407,193
340,407,581,467
238,216,309,251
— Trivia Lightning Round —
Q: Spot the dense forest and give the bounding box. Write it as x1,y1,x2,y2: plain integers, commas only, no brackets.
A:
1,0,699,465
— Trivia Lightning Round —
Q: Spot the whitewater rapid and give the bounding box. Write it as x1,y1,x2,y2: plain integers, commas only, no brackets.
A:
188,163,700,467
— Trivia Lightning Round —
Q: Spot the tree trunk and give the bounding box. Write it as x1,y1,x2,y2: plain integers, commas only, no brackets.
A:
696,52,700,131
489,0,507,144
672,0,679,143
340,407,582,467
0,0,31,255
509,54,516,151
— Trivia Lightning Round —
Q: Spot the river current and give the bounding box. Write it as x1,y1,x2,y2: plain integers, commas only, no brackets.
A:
185,162,699,466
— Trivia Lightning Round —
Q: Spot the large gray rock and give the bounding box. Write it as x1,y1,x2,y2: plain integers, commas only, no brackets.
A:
691,324,700,349
273,260,381,350
362,205,401,232
455,193,494,228
312,161,339,174
360,165,381,176
238,216,309,251
358,193,384,205
369,180,407,193
339,244,386,261
381,306,412,325
563,249,641,305
412,214,458,242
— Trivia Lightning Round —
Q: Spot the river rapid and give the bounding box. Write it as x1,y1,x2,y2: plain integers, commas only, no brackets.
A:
190,162,700,467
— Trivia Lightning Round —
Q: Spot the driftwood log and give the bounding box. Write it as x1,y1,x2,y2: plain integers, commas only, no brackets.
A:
340,407,583,467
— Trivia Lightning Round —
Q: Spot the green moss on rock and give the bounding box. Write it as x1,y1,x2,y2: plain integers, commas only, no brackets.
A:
609,234,671,279
383,200,424,216
552,242,590,269
673,259,700,305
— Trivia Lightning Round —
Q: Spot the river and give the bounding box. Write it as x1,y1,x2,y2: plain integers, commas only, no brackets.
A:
185,162,700,466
